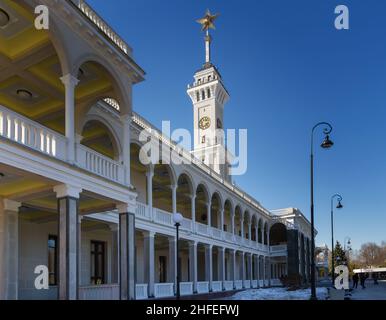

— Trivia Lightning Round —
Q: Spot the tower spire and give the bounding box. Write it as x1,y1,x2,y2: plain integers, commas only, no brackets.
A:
196,9,219,67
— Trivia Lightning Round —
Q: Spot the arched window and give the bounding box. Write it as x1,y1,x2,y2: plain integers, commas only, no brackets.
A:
196,91,200,102
207,89,211,98
201,90,205,100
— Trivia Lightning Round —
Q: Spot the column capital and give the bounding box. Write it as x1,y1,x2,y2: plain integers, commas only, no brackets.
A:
54,184,82,199
189,241,198,248
60,74,79,88
117,201,136,214
75,134,83,143
78,215,84,224
2,199,21,211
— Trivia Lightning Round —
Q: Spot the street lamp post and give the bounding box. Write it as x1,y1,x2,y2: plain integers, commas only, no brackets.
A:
331,194,343,286
173,212,184,300
310,122,334,300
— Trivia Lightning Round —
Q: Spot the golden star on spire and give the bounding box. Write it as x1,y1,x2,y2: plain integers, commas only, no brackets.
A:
196,9,219,32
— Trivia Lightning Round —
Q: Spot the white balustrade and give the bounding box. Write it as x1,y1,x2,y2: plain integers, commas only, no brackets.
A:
234,280,243,290
196,222,209,236
224,232,234,242
211,227,222,239
135,284,148,299
259,280,264,287
154,208,173,226
270,245,287,252
0,105,66,160
181,218,193,231
223,281,234,291
251,280,258,288
243,280,251,288
79,284,119,300
235,235,242,244
75,144,125,184
180,282,193,296
135,202,151,220
196,281,209,294
211,281,222,292
154,283,174,298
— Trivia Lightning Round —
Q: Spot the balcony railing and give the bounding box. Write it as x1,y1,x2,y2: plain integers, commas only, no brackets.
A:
212,281,222,292
135,284,148,299
75,144,125,184
154,283,174,298
0,105,67,160
79,284,119,300
180,282,193,296
71,0,131,56
196,282,209,294
234,280,243,289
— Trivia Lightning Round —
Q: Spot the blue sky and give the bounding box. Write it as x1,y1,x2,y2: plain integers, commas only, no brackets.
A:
87,0,386,250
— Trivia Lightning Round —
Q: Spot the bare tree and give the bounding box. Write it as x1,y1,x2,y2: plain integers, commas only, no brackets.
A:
358,242,384,267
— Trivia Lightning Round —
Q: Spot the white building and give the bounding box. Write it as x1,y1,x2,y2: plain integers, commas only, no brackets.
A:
0,0,312,300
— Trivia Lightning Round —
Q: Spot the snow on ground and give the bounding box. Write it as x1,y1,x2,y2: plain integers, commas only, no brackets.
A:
230,287,328,300
350,280,386,300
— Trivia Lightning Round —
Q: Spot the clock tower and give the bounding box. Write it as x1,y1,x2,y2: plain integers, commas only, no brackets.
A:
187,10,231,181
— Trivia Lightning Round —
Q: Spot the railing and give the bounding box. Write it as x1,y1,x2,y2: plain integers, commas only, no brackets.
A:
135,284,148,300
79,284,119,300
131,112,272,219
212,281,222,292
181,218,193,231
72,0,131,56
235,235,242,245
180,282,193,296
154,208,173,226
135,202,151,220
224,232,234,242
270,245,287,252
223,281,234,291
76,144,124,184
211,227,222,239
259,280,264,287
154,283,174,298
251,280,258,288
234,280,243,290
196,222,209,236
196,282,209,294
0,105,67,160
243,280,251,289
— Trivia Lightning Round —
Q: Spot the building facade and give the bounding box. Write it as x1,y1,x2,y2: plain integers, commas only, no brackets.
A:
0,0,312,300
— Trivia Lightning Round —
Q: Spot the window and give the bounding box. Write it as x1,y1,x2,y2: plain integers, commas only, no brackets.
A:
201,135,206,144
208,75,212,81
159,256,167,283
207,89,211,98
201,90,205,100
90,241,106,285
48,235,58,286
196,91,200,102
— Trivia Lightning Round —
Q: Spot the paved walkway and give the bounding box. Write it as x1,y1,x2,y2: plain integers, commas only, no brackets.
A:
350,280,386,300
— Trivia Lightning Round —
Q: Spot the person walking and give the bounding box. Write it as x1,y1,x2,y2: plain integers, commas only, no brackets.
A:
359,273,366,289
352,273,359,289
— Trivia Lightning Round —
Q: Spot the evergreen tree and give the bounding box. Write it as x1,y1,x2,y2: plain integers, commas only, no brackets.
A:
333,241,347,266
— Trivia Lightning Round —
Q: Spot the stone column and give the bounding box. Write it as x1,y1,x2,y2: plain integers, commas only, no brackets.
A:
168,237,177,293
143,231,155,297
240,217,244,238
248,221,252,241
205,244,213,291
231,250,236,287
60,74,79,163
171,185,177,214
146,168,154,215
255,226,258,247
54,184,82,300
231,214,235,236
0,199,21,300
219,209,224,233
78,215,83,286
117,203,136,300
120,114,131,185
241,252,246,285
207,201,211,228
256,255,260,287
262,256,266,287
218,247,225,289
189,241,198,293
191,195,196,231
110,224,119,284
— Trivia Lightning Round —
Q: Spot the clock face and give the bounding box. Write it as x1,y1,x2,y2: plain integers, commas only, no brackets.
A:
199,116,211,130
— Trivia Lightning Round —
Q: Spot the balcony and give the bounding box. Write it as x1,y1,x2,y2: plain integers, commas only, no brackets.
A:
0,104,126,185
135,201,268,252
